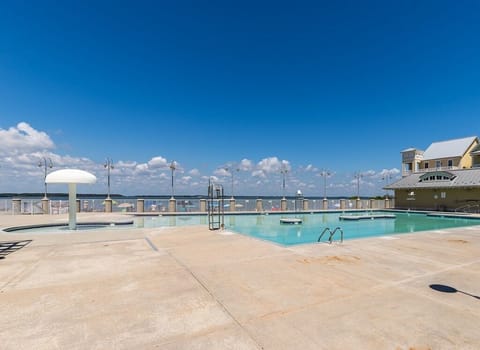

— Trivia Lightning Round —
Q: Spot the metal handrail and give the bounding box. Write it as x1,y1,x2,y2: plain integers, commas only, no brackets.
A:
455,204,472,212
468,204,480,213
318,227,331,242
329,227,344,243
318,227,343,244
455,203,480,213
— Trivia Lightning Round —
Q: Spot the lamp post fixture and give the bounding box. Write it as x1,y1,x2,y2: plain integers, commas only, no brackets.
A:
320,170,330,200
382,173,392,198
38,157,53,199
104,158,114,199
224,166,239,199
169,161,176,199
280,167,288,199
354,172,363,199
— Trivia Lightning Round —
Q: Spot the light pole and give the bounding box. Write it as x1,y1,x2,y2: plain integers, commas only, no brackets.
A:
320,170,330,200
355,172,363,199
169,161,176,199
280,167,288,199
224,166,239,199
382,173,392,198
104,158,114,199
38,157,53,199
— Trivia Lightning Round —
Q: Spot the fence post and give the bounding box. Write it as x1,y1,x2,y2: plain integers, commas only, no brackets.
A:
199,199,206,212
136,199,145,213
168,198,176,212
42,198,50,214
12,198,21,215
356,198,361,209
303,199,309,211
256,199,263,212
104,198,113,213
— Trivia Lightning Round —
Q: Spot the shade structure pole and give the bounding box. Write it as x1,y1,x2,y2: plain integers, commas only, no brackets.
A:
68,183,77,230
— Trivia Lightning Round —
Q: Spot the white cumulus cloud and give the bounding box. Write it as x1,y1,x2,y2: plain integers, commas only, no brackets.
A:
239,158,253,171
256,157,290,174
214,168,229,176
117,160,138,169
0,122,55,155
189,168,200,176
147,156,168,169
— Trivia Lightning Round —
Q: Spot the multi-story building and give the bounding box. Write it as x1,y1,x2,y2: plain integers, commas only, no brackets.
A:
387,136,480,211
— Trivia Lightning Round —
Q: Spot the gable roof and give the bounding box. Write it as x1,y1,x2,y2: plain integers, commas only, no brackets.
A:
422,136,478,160
471,144,480,155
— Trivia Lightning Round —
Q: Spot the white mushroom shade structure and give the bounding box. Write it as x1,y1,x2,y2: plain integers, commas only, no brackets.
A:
45,169,97,230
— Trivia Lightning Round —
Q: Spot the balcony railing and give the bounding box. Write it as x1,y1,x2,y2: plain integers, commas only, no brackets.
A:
403,166,460,176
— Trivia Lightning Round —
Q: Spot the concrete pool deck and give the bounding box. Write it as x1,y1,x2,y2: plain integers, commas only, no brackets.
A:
1,213,479,349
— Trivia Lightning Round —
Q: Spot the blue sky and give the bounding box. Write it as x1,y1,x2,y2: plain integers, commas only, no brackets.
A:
1,1,479,196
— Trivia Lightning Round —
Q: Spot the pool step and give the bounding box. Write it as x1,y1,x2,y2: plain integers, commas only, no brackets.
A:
339,214,396,221
280,217,303,225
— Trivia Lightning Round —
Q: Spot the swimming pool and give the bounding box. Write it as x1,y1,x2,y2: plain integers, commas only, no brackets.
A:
4,211,480,246
133,211,480,245
222,211,480,245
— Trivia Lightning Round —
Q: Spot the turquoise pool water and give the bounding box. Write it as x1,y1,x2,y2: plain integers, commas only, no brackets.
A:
133,211,480,246
5,212,480,246
223,211,480,245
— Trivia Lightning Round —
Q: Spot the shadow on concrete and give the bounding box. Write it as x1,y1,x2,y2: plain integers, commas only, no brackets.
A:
0,240,32,259
430,284,480,300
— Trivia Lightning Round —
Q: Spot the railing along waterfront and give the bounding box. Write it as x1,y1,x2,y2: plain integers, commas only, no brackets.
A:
0,196,394,215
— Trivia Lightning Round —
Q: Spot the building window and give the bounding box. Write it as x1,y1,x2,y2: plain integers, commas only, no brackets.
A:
419,171,456,182
448,159,453,167
435,160,441,168
424,162,429,169
441,192,446,199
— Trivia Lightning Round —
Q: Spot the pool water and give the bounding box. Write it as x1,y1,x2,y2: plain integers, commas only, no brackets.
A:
4,212,479,246
222,211,480,245
135,215,208,228
133,211,480,246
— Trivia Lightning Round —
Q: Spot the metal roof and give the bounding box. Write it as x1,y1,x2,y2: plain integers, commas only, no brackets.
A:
422,136,477,160
401,147,419,153
385,168,480,190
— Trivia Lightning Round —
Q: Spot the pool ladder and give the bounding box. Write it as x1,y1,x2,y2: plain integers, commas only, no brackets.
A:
318,227,344,244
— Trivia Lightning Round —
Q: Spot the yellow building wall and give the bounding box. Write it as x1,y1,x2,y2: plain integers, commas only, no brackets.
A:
459,140,478,168
418,140,479,170
394,188,480,211
421,157,461,169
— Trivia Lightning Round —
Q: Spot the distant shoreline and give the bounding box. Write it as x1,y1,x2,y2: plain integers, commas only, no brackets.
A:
0,193,388,200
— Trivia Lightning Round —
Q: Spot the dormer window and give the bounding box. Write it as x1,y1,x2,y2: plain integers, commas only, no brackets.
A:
419,171,456,182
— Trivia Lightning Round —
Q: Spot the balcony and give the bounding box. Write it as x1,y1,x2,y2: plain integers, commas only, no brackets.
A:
423,166,459,172
403,166,459,176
